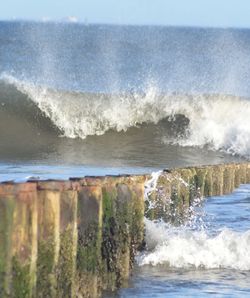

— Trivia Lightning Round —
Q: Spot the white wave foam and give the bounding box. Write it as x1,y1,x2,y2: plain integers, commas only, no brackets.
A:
1,74,250,157
166,94,250,158
137,218,250,270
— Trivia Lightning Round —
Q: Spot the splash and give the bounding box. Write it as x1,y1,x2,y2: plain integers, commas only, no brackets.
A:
144,170,162,210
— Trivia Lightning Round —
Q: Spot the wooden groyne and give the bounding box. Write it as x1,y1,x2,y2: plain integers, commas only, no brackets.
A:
145,162,250,223
0,162,249,297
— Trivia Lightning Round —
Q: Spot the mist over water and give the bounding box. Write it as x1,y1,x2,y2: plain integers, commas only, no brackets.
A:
2,22,250,95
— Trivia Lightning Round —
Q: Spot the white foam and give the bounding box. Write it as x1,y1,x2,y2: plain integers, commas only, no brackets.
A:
137,218,250,270
2,74,250,158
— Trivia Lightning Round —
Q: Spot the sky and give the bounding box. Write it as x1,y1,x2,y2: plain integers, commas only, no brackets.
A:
1,0,250,28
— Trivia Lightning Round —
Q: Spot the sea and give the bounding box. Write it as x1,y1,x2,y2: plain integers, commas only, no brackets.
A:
0,21,249,296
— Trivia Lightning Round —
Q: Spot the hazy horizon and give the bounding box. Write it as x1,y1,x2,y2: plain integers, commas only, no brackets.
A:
1,0,250,29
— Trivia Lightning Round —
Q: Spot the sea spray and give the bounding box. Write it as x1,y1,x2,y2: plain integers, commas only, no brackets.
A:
144,170,162,210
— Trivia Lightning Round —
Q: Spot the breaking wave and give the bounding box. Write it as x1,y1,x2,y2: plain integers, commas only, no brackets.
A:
1,74,250,158
137,218,250,270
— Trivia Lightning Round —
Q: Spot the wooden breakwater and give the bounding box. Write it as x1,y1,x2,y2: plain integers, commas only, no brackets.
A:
0,162,249,297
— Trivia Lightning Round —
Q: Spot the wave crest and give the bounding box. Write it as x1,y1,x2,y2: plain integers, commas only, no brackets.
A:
1,74,250,158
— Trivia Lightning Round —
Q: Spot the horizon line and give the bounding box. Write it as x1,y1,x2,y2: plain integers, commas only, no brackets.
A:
1,18,250,30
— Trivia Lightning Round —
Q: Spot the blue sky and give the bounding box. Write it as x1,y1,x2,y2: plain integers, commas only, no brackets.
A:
1,0,250,28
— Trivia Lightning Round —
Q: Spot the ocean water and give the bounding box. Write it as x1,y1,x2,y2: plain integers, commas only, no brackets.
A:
0,22,250,296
